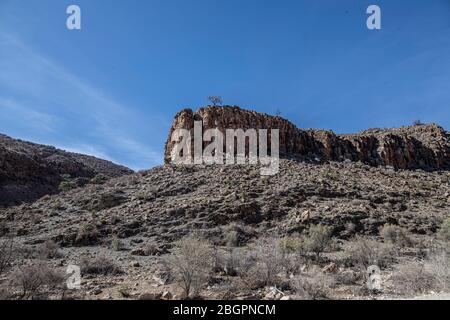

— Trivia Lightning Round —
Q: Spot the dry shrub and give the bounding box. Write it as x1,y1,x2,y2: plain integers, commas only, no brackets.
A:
293,267,335,300
426,248,449,292
343,237,395,272
237,237,285,289
165,237,213,298
437,217,450,242
80,256,122,276
380,224,412,247
0,237,14,275
75,223,99,245
38,240,61,259
390,262,435,296
11,263,66,300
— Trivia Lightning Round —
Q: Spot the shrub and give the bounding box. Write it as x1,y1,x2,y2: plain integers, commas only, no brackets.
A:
38,240,61,259
165,237,213,298
426,248,449,292
58,181,76,192
118,284,131,298
11,263,66,300
80,256,122,276
390,262,435,296
302,225,333,259
136,191,154,202
279,236,302,255
380,224,412,247
0,237,14,275
75,223,99,245
343,237,395,272
293,268,334,300
111,237,124,251
90,174,108,185
437,217,450,242
237,237,285,289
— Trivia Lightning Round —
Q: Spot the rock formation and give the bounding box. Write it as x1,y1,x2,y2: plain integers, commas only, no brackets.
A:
165,106,450,171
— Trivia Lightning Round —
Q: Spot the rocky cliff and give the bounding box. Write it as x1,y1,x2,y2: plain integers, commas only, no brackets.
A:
0,134,133,207
165,106,450,170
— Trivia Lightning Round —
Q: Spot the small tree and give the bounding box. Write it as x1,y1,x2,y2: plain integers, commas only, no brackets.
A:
165,237,213,298
207,96,223,106
413,119,424,126
302,225,333,259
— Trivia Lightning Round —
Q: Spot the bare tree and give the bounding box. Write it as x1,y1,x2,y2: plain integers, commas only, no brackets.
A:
207,96,223,106
165,237,213,298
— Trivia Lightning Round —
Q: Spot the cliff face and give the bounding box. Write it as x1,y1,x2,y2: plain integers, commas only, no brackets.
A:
165,106,450,170
0,134,133,207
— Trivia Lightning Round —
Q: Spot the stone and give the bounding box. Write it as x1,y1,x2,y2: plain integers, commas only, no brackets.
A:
164,106,449,171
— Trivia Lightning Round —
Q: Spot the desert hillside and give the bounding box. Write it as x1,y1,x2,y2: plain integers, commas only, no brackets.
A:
0,134,133,207
0,107,448,300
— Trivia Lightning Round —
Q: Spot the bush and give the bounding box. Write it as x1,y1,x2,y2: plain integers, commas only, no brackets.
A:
390,262,435,296
80,256,122,276
75,223,99,245
380,224,412,247
90,174,108,185
237,237,285,289
11,263,66,300
0,237,14,275
302,225,333,259
426,248,449,292
343,237,395,272
279,236,302,255
437,217,450,242
111,237,124,251
38,240,61,259
118,284,131,298
58,181,76,192
165,237,213,298
293,268,334,300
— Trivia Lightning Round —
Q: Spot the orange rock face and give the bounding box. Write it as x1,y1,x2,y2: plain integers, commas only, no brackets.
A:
165,106,450,170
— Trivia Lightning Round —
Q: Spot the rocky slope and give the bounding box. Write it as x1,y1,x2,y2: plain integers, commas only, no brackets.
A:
165,106,450,171
0,107,449,300
0,134,133,207
4,159,448,246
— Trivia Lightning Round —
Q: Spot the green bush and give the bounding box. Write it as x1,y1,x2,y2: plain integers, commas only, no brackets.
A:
380,224,412,247
279,236,302,255
302,225,333,258
90,174,108,185
437,217,450,242
58,181,76,192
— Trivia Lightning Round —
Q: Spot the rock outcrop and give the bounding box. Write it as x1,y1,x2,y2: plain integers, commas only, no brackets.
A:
0,134,133,207
165,106,450,170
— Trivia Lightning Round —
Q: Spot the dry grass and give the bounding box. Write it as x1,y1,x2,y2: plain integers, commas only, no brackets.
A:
293,267,335,300
80,256,122,276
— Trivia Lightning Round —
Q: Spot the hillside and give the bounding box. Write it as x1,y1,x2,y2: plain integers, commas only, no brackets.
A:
0,134,133,207
0,107,448,300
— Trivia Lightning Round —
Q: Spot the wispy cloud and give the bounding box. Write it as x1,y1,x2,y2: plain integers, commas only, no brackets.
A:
0,32,163,169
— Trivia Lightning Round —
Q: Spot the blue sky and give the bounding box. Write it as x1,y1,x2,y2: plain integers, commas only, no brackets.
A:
0,0,449,170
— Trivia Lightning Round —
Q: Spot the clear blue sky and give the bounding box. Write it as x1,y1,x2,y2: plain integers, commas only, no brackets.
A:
1,0,449,170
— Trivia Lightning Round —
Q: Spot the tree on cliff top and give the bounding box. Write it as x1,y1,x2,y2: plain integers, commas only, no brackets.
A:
207,96,223,106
